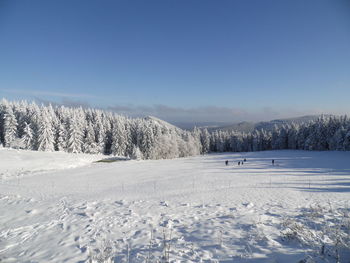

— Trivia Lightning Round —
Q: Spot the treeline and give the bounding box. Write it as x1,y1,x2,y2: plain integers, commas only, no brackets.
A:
0,99,200,159
0,99,349,160
206,115,350,152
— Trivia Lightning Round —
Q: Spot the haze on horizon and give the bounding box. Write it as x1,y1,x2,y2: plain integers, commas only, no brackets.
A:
0,0,349,124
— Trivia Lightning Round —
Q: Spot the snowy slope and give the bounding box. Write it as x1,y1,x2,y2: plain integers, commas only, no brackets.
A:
0,148,103,181
1,150,350,262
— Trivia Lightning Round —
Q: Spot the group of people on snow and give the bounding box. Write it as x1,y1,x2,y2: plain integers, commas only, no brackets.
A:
225,158,276,166
225,158,247,166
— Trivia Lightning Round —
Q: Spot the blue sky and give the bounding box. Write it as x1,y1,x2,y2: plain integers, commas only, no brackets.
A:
0,0,349,123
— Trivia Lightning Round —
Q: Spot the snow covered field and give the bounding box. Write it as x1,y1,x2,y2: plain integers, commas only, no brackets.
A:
1,149,350,262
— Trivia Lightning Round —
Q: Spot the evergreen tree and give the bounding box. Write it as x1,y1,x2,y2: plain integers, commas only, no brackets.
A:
343,129,350,151
83,123,99,154
130,145,143,160
111,118,127,156
94,113,106,154
139,122,155,159
287,124,298,149
124,120,134,157
37,109,55,151
54,121,67,151
200,128,210,154
3,106,18,147
21,122,34,150
330,126,346,150
151,133,179,159
67,114,83,153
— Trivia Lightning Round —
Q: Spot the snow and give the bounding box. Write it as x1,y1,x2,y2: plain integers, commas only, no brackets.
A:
1,149,350,262
0,148,102,180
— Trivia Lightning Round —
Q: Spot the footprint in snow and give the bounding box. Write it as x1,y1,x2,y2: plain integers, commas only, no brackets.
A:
160,201,169,207
133,230,142,238
114,200,125,206
25,209,38,214
160,219,173,228
76,212,87,217
243,202,254,209
77,245,87,253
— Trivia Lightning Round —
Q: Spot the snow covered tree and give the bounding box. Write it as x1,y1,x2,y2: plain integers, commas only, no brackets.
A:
0,99,8,145
179,131,201,157
330,126,346,150
314,117,329,150
192,127,202,153
94,112,106,154
275,126,288,149
210,131,218,152
296,125,309,150
67,114,83,153
37,109,55,151
200,128,210,154
216,131,225,152
21,122,34,150
54,121,67,151
271,126,280,150
150,133,179,159
111,118,127,156
83,123,99,154
287,124,298,149
138,122,154,159
12,100,28,138
3,106,18,147
343,129,350,151
252,130,261,151
124,120,134,157
130,145,143,160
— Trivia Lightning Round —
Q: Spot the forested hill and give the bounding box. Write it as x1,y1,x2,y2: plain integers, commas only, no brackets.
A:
0,99,349,160
207,115,331,133
207,115,350,152
0,99,201,159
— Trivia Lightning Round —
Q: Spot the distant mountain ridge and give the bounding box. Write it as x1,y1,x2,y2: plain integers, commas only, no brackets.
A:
170,121,233,130
144,116,181,131
206,115,333,133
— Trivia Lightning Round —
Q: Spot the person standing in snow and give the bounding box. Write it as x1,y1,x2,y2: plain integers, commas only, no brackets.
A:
272,159,275,166
238,161,240,166
225,160,228,166
244,158,246,162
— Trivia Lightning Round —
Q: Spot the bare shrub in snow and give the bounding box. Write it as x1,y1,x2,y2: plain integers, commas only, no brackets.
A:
281,204,350,262
88,240,115,263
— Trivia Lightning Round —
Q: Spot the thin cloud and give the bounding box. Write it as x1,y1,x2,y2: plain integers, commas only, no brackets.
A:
34,97,92,109
1,89,95,99
107,104,330,123
3,93,346,125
